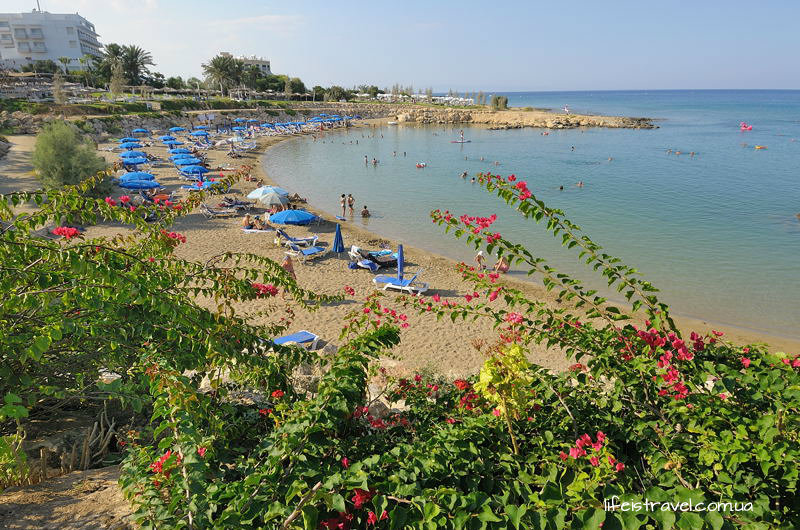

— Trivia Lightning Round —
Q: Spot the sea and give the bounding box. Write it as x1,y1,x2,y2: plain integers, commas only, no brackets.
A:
263,90,800,339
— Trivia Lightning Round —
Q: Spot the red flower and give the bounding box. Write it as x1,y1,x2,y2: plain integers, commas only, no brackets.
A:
712,330,724,337
252,282,278,297
492,408,501,417
104,196,117,206
341,457,349,469
271,390,284,399
589,456,600,467
351,488,376,509
119,195,130,203
344,285,355,296
453,379,470,390
559,451,568,461
148,257,155,262
197,447,207,458
615,462,625,472
446,418,456,424
380,511,388,521
741,357,751,368
52,226,80,240
505,312,524,324
258,408,271,416
367,512,378,525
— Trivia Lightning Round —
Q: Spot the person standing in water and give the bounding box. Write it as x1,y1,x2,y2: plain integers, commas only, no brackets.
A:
364,155,368,165
347,194,355,215
340,194,347,217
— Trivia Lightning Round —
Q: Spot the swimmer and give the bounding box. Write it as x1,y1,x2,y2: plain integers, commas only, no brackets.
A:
364,155,368,164
667,149,672,154
494,161,500,166
675,151,681,155
470,177,476,183
571,146,575,151
690,152,696,157
576,181,584,187
480,156,485,161
361,205,371,218
393,151,396,157
608,157,613,162
460,171,468,179
372,158,378,166
559,185,564,191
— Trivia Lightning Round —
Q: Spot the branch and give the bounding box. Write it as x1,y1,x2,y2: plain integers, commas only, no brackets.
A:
281,481,322,529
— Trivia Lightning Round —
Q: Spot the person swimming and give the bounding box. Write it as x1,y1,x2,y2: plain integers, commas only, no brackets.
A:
559,185,564,191
576,181,584,187
470,177,476,183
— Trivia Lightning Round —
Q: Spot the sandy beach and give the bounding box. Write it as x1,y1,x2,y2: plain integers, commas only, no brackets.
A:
2,126,797,378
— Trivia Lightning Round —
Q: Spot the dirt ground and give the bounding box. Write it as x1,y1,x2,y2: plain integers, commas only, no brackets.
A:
0,466,131,530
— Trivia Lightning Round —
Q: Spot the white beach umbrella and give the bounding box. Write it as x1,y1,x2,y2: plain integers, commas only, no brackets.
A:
257,191,289,207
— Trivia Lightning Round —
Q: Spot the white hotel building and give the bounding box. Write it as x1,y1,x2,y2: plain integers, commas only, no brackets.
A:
0,10,103,72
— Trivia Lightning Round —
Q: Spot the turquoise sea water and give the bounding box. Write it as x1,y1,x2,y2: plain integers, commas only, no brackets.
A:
264,90,800,338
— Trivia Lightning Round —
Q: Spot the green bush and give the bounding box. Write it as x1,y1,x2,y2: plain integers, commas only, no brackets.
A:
31,120,110,196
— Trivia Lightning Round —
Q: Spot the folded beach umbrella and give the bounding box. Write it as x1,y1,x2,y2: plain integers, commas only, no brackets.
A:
121,157,148,165
175,157,202,166
159,135,176,141
169,147,191,154
269,209,316,226
120,150,147,158
257,191,288,207
169,153,196,161
118,137,138,143
132,128,148,134
396,244,404,281
119,142,142,150
190,130,209,137
118,179,160,189
233,117,247,123
119,171,155,181
169,126,186,132
332,223,345,254
247,119,259,123
181,165,209,175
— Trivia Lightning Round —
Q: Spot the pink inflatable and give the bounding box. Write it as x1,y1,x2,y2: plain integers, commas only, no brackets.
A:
740,122,753,131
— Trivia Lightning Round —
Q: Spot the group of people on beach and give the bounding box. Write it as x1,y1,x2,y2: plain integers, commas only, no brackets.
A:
340,193,370,218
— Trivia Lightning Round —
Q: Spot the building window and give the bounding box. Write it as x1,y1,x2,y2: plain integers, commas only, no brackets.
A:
18,42,30,52
0,34,12,43
0,21,9,29
14,28,27,39
66,26,75,34
29,28,43,39
32,41,46,51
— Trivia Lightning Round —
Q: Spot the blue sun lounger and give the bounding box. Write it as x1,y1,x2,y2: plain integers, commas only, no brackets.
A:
273,330,319,349
285,243,328,263
373,269,428,295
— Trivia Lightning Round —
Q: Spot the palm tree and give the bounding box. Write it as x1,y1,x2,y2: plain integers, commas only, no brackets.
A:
120,45,154,85
202,54,244,96
77,54,93,86
57,56,71,74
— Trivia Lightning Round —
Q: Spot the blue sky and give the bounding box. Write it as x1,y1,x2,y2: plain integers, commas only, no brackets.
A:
8,0,800,90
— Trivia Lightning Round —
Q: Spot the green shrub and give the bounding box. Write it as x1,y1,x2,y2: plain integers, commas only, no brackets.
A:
31,120,110,196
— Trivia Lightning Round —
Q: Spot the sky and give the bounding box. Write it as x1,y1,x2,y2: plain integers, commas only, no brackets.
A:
6,0,800,91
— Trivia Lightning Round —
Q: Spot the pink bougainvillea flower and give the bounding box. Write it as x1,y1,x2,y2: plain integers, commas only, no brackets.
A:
505,312,524,324
380,511,389,521
351,488,376,509
712,330,724,337
271,390,284,399
343,285,355,296
367,511,378,525
341,457,349,469
258,408,271,417
559,451,568,461
104,196,117,206
718,393,728,400
615,462,625,472
589,456,600,467
453,379,470,390
197,447,207,458
119,195,130,203
492,408,501,417
741,357,751,368
52,226,80,240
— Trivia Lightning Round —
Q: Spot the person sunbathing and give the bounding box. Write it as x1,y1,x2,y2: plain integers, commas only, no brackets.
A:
242,214,267,230
493,255,510,274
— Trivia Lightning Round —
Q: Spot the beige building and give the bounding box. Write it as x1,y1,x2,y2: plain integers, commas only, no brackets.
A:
220,52,272,75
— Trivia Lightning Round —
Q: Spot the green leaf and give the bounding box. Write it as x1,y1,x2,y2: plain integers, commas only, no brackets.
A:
505,504,526,530
651,509,676,530
301,506,317,530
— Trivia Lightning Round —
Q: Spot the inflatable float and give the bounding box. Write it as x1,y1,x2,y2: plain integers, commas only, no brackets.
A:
754,145,767,150
740,122,753,131
416,162,427,168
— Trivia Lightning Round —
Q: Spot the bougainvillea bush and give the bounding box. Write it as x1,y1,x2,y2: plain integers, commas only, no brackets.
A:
2,169,798,529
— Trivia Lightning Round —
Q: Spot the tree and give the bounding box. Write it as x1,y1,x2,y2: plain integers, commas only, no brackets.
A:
32,121,109,195
143,72,166,89
120,45,154,85
57,56,72,74
289,77,306,95
21,60,59,74
165,76,185,90
477,90,485,106
202,54,244,95
77,54,94,86
109,62,125,96
284,77,292,99
490,95,508,110
51,71,66,104
311,85,325,101
242,65,262,90
325,86,351,102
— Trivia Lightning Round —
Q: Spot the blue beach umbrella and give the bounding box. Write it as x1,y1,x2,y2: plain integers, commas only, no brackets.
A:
247,119,259,123
182,181,216,191
119,150,146,158
269,209,316,226
181,165,209,175
119,171,155,181
175,157,201,166
190,130,209,137
164,140,184,146
121,157,148,165
332,224,345,254
159,135,176,141
233,117,247,123
169,153,196,161
132,128,148,134
118,179,160,189
194,125,208,130
169,147,191,154
396,244,404,281
169,126,186,132
119,142,141,149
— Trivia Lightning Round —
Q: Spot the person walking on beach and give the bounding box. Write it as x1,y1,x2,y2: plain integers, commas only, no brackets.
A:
347,194,355,215
475,250,487,270
340,194,347,217
281,255,296,299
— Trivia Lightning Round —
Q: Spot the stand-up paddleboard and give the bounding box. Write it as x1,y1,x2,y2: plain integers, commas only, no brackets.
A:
451,130,471,143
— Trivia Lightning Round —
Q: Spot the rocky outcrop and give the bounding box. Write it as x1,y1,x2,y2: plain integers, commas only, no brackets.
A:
0,110,49,135
393,107,657,129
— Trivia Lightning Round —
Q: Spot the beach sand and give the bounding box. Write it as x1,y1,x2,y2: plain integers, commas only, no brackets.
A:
2,128,797,378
